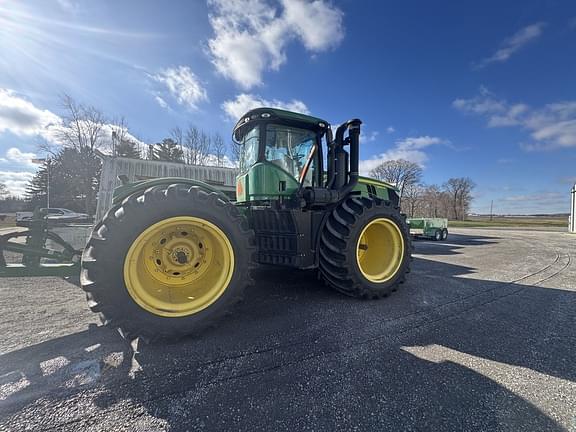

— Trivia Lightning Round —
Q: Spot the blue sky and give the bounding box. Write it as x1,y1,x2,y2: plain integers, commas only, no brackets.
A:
0,0,575,214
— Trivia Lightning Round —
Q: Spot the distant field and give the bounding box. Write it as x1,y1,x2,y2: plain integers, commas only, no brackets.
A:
450,215,568,228
0,214,16,229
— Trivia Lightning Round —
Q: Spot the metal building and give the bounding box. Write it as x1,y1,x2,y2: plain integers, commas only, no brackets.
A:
96,156,238,222
570,184,576,233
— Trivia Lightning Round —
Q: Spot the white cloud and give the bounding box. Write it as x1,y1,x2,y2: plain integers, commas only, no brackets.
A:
0,147,39,196
386,126,395,134
207,0,344,89
0,171,34,196
475,23,545,69
0,89,61,137
222,93,309,121
359,136,445,175
6,147,37,167
360,130,379,143
453,88,576,151
281,0,344,51
152,66,208,110
154,95,168,109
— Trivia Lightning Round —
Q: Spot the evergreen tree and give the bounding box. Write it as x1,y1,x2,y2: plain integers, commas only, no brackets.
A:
25,148,101,213
25,162,49,209
116,139,141,159
153,138,184,163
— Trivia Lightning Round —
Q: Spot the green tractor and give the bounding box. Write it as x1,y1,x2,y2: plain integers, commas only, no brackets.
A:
81,108,412,340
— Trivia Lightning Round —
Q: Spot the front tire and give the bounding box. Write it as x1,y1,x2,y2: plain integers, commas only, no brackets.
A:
81,185,254,341
319,196,411,299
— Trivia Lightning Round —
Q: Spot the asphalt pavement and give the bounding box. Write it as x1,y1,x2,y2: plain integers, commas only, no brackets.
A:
0,228,575,431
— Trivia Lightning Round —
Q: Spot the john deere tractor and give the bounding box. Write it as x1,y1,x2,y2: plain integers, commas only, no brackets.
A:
81,108,411,340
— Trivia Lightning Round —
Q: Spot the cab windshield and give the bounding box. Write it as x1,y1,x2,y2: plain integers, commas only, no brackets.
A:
265,124,316,183
238,125,259,172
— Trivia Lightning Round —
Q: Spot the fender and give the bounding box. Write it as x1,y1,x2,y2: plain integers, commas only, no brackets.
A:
112,177,231,206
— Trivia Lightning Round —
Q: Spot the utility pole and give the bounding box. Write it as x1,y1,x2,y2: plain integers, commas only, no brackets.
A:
570,184,576,233
46,158,51,208
112,130,118,157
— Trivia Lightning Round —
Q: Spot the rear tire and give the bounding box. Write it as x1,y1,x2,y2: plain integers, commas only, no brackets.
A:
441,228,448,240
81,185,255,341
318,196,411,299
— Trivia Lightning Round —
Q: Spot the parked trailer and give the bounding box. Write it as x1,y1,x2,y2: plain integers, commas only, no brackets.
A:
407,218,448,241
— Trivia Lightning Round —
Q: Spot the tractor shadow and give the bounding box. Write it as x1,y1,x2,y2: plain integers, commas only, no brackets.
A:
1,232,574,430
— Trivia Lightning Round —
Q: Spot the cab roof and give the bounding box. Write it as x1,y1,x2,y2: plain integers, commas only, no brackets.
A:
233,107,329,141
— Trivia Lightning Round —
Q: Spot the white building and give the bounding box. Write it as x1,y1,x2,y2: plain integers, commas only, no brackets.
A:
96,156,238,222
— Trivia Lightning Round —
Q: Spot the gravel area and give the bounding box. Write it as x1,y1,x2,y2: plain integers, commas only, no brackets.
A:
0,228,575,431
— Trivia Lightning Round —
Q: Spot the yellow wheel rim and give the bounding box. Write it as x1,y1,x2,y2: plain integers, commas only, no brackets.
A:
123,216,234,317
356,218,405,283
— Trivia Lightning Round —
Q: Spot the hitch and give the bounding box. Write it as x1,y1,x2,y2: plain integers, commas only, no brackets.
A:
0,208,82,278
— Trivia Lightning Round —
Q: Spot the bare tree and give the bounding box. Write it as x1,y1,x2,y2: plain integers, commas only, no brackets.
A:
57,94,106,152
212,133,226,167
184,125,201,165
110,116,129,156
170,127,185,161
39,94,108,214
230,140,241,166
369,159,423,201
182,125,212,165
402,182,425,217
419,185,441,218
198,131,211,165
443,177,475,220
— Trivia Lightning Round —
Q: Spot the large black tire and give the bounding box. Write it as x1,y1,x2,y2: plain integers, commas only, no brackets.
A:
318,196,411,299
81,184,255,341
441,228,448,241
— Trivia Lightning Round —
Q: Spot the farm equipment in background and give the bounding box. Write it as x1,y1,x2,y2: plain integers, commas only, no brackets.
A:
0,208,82,278
81,108,412,341
407,217,448,241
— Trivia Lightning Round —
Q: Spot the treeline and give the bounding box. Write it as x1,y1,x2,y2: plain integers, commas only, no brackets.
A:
144,127,230,167
27,96,112,214
369,159,475,220
0,184,26,212
25,95,235,214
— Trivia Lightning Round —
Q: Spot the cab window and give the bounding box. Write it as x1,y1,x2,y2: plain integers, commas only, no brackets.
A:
238,125,259,172
265,124,316,185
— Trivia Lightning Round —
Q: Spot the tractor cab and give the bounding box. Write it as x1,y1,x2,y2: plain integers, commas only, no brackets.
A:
233,108,329,203
233,107,362,207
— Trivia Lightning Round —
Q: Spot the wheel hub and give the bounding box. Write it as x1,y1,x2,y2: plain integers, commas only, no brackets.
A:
356,218,405,283
145,227,209,283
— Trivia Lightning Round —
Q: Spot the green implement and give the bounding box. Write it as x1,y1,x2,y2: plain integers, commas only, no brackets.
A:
0,209,82,278
407,217,449,241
